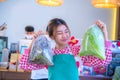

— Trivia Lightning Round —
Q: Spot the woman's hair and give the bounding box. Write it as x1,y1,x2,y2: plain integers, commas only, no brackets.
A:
47,18,70,37
25,25,34,32
46,26,49,32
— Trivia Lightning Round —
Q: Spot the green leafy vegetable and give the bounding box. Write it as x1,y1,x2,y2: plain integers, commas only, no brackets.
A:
79,25,106,60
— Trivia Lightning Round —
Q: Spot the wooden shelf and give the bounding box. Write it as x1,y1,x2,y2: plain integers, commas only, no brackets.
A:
0,70,31,80
0,70,112,80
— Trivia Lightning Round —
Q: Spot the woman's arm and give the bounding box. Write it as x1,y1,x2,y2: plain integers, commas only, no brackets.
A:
81,20,112,67
19,30,46,70
19,49,45,70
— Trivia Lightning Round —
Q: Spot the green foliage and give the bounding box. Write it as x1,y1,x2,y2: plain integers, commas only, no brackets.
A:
79,25,106,60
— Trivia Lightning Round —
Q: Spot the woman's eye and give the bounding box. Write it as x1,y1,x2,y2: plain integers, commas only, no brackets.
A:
57,32,62,35
65,30,69,33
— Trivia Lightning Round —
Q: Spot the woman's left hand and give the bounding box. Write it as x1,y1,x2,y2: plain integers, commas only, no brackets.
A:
95,20,108,40
95,20,107,33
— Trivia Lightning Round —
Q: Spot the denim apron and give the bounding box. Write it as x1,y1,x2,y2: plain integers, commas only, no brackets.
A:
48,54,79,80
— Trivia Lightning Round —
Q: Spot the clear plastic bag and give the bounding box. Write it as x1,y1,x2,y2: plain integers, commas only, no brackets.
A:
79,24,106,60
28,35,54,66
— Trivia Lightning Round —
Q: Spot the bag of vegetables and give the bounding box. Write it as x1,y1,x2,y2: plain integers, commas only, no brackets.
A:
79,24,106,60
28,35,54,66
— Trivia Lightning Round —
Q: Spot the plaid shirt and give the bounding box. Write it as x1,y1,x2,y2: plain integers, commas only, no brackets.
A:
19,45,80,70
19,49,45,70
81,41,112,67
19,41,112,70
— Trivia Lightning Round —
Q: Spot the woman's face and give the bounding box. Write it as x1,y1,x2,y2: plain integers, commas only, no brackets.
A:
52,24,70,48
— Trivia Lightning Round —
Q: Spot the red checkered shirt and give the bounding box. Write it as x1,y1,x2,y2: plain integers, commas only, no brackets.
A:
19,41,112,70
19,45,80,70
81,41,112,67
19,49,45,70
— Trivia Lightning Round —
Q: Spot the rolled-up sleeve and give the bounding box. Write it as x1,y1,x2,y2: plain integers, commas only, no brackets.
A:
19,49,45,70
81,41,112,67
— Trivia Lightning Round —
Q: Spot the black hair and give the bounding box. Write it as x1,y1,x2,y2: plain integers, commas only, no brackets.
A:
47,18,70,37
25,25,34,32
46,26,49,32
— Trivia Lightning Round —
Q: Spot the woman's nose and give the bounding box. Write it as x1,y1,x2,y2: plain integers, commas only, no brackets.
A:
62,32,66,38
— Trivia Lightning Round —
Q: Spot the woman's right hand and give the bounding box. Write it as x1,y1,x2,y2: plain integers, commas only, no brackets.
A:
29,30,43,49
33,30,43,39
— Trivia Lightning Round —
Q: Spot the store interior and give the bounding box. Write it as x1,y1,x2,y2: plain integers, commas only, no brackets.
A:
0,0,120,80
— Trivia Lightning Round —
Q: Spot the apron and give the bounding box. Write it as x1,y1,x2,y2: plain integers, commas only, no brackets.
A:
48,54,79,80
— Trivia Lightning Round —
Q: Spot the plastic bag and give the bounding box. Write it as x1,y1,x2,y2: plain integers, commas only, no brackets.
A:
28,35,54,66
79,24,106,60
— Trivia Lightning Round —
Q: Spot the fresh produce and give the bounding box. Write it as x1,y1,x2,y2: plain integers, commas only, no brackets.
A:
79,25,106,60
28,35,54,66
